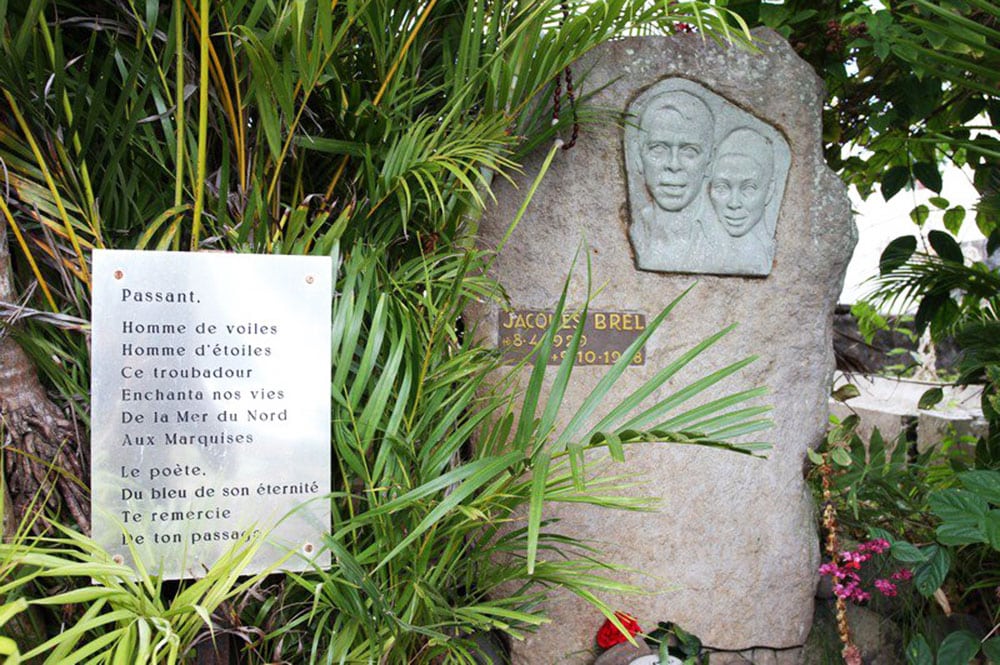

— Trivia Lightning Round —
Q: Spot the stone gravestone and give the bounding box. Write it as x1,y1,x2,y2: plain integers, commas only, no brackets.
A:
469,30,854,663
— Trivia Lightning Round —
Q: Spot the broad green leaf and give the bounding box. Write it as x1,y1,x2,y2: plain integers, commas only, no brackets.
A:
943,206,966,235
831,447,852,467
913,162,942,192
620,355,761,437
914,545,951,596
912,162,942,192
929,489,989,522
882,165,910,199
935,521,987,546
568,285,701,443
891,540,928,563
918,387,944,410
869,427,892,468
907,635,934,665
982,636,1000,663
838,414,860,433
928,230,963,263
937,630,980,665
831,384,861,402
929,196,949,209
910,204,930,226
111,624,135,665
915,291,951,335
880,236,918,274
957,470,1000,505
986,510,1000,550
989,228,1000,256
806,448,824,465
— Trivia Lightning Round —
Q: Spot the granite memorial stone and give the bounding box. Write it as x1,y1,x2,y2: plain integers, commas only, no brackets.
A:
468,29,855,664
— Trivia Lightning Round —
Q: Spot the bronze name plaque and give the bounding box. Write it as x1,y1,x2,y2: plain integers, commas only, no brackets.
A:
498,309,646,366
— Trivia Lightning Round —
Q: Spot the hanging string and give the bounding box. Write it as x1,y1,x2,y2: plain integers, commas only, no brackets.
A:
552,1,578,151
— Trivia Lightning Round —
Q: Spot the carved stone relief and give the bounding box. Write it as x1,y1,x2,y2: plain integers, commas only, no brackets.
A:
624,78,791,276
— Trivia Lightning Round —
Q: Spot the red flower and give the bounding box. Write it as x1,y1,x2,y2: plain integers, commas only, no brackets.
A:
596,612,643,649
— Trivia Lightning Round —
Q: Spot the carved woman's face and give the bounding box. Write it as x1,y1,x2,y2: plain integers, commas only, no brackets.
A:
708,153,772,237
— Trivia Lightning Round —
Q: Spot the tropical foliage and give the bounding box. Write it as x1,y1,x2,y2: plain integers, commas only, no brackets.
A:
813,414,1000,665
737,1,1000,659
733,0,1000,239
0,1,763,662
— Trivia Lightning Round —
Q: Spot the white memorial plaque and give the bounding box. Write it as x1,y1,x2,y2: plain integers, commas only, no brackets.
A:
91,249,331,579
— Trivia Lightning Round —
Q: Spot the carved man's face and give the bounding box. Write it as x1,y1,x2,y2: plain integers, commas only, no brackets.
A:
708,153,773,237
639,109,713,212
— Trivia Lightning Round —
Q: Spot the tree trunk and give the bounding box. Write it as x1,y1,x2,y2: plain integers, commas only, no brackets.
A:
0,216,90,535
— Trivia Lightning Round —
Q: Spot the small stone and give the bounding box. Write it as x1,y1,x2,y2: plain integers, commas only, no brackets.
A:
847,604,903,665
630,656,670,665
593,640,652,665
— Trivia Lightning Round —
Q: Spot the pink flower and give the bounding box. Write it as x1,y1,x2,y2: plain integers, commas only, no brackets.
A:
818,562,841,577
841,550,871,566
834,580,857,598
859,539,890,554
833,577,873,603
874,579,898,597
820,545,910,605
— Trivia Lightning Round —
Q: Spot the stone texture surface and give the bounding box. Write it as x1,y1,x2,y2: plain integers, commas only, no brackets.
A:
592,640,653,665
708,647,805,665
469,30,854,663
709,654,755,665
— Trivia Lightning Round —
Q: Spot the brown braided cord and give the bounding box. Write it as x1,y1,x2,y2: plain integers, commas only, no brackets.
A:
552,1,578,150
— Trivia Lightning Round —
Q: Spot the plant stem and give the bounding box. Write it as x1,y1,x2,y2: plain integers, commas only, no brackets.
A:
190,0,211,250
